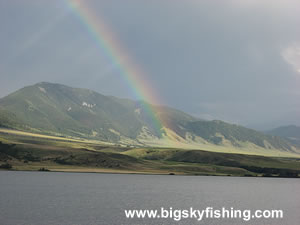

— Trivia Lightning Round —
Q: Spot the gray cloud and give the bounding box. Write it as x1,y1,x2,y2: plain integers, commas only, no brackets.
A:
1,0,300,129
282,43,300,74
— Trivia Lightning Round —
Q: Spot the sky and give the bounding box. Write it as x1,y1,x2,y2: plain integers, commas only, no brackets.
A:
0,0,300,130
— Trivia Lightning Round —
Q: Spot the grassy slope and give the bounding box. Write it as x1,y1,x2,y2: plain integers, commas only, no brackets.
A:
0,82,298,155
1,130,299,177
185,120,293,150
266,125,300,147
0,83,147,140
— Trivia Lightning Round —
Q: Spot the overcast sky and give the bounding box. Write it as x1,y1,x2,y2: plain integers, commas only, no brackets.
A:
1,0,300,129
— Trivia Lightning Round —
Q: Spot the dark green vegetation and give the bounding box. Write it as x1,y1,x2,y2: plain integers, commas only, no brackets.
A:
267,125,300,147
0,82,298,155
0,132,299,177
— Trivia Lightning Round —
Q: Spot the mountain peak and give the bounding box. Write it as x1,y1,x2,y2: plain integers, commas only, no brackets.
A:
34,81,63,87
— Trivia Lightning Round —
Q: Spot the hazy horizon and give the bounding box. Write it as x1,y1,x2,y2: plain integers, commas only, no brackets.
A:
1,0,300,129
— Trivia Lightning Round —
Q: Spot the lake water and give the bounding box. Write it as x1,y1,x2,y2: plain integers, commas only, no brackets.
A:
0,171,299,225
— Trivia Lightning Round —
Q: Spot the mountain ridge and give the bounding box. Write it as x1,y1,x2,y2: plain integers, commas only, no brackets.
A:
0,82,299,155
266,125,300,147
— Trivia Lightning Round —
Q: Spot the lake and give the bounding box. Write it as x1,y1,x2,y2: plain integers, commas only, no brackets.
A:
0,171,299,225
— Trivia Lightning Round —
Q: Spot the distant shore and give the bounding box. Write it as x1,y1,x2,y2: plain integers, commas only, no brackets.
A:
2,168,300,179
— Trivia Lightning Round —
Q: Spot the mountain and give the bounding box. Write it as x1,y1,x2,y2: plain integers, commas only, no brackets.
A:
0,82,194,142
0,82,298,155
266,125,300,147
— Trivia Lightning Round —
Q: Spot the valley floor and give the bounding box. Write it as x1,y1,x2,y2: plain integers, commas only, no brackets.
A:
0,129,300,178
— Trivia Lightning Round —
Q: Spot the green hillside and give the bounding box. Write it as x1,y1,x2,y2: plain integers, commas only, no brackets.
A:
1,133,299,177
185,120,292,150
0,82,299,155
0,82,152,141
267,125,300,146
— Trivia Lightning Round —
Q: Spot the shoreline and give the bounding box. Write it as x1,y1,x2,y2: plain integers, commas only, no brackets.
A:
1,168,299,179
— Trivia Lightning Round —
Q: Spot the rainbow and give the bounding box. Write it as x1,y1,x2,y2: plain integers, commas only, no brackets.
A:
65,0,165,136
